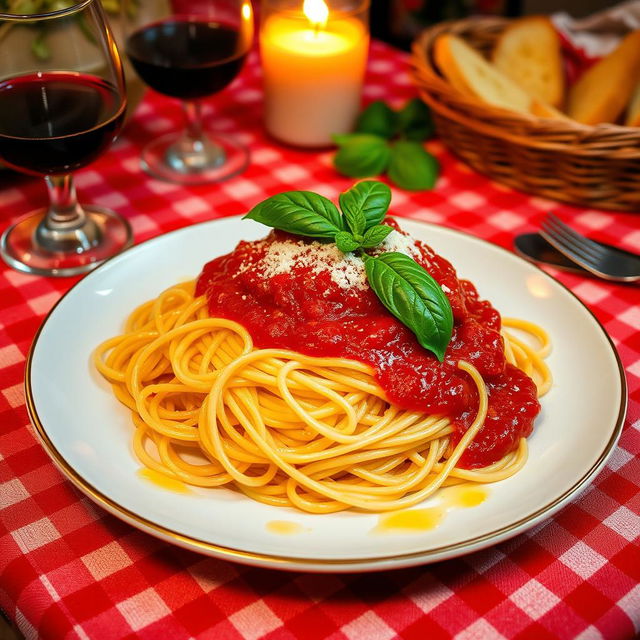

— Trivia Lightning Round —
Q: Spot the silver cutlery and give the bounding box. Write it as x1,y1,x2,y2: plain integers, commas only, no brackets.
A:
514,233,589,275
539,214,640,283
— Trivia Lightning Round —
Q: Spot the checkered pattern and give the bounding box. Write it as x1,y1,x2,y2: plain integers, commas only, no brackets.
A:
1,41,639,640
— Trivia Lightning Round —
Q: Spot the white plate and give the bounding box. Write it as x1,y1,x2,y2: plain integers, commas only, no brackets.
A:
26,218,627,572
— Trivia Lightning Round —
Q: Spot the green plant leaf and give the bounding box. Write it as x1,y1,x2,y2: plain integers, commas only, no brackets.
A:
355,100,397,138
343,207,366,237
244,191,344,238
364,252,453,361
30,30,50,60
335,231,361,253
332,133,356,146
333,134,391,178
339,180,392,232
361,224,393,248
388,141,439,191
397,98,434,141
13,0,43,14
340,195,366,236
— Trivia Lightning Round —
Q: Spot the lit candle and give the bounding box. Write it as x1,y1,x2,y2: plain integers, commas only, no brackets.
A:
260,0,369,147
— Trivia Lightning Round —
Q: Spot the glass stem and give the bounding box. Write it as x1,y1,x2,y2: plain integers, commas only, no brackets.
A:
35,174,101,253
163,101,225,174
183,101,205,144
44,174,85,228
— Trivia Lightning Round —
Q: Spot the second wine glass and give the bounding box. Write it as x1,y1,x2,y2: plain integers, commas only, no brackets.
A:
125,0,254,184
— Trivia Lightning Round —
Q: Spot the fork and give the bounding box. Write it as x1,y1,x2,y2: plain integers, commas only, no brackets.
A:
539,214,640,283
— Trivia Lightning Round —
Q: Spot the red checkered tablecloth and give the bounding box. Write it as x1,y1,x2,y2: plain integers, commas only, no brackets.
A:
1,41,639,640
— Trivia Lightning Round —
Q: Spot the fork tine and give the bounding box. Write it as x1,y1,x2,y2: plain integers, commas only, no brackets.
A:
537,214,640,282
543,217,602,261
539,224,598,272
545,214,605,258
541,219,600,266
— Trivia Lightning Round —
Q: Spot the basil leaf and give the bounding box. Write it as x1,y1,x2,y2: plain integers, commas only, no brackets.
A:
333,134,391,178
361,224,393,248
339,180,392,232
364,252,453,361
31,31,50,60
340,196,366,236
388,141,439,191
332,133,356,146
355,100,397,138
244,191,344,238
16,0,42,15
397,98,434,141
335,231,361,253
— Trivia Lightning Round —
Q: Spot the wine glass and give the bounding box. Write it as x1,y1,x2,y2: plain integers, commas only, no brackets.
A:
123,0,254,184
0,0,132,278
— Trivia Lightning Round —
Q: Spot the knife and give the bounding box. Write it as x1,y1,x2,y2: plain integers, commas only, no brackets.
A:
514,233,589,275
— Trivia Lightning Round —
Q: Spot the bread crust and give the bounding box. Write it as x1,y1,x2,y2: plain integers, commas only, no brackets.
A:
625,78,640,127
434,34,533,114
434,33,565,120
568,30,640,125
531,100,568,120
492,16,565,108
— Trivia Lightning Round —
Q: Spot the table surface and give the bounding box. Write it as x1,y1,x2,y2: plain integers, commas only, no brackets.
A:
1,41,639,640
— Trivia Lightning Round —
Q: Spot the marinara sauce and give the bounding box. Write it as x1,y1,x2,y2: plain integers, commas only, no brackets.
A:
196,221,540,468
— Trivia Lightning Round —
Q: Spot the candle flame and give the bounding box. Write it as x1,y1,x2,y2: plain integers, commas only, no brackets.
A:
303,0,329,30
241,1,252,21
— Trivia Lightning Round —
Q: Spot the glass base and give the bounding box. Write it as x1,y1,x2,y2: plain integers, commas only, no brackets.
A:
0,207,133,277
140,131,249,185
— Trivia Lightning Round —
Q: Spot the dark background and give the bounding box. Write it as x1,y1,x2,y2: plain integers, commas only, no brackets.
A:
371,0,617,49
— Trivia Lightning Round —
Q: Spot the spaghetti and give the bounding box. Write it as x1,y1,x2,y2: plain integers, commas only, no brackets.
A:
94,280,551,514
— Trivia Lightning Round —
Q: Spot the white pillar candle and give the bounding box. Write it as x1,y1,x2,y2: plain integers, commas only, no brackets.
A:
260,0,369,148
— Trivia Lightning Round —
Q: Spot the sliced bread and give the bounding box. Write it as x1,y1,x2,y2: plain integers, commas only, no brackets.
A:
567,30,640,125
492,16,564,108
434,34,533,114
625,78,640,127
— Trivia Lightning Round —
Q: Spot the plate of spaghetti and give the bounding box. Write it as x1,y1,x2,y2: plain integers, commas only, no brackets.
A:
26,188,626,572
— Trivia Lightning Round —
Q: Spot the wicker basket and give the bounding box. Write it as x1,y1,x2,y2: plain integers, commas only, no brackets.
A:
411,17,640,212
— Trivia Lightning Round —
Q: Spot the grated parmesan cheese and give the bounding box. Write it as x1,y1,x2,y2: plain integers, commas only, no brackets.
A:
236,238,368,291
377,230,421,259
233,230,423,293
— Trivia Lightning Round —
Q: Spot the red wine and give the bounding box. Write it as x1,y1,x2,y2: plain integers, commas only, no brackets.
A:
0,72,124,176
126,19,248,100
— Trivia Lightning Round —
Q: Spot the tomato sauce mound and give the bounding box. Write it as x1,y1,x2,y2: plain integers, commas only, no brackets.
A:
195,220,540,468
